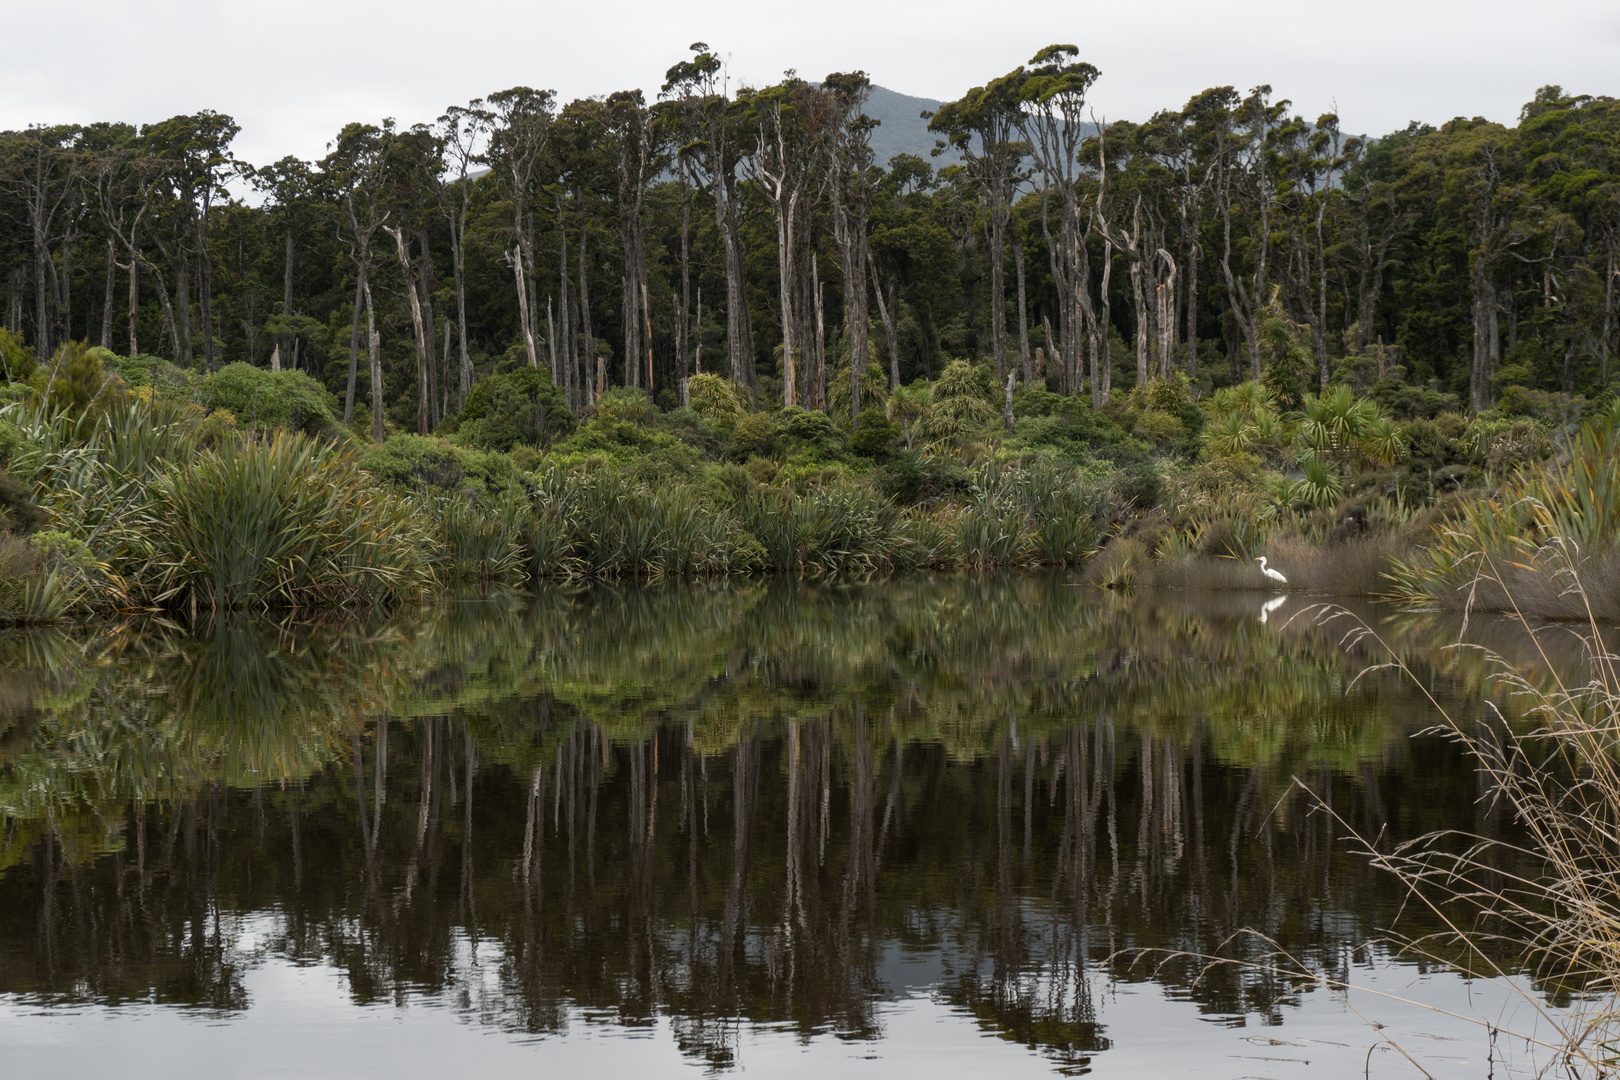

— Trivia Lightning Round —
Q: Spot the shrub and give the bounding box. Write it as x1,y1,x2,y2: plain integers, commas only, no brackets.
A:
685,373,745,431
149,432,436,610
731,411,779,459
455,368,573,451
0,534,77,624
359,434,467,492
41,342,112,417
593,385,656,426
0,328,36,383
876,451,925,505
778,406,848,462
0,471,46,534
849,407,897,460
196,362,337,434
920,360,997,448
108,353,188,392
1115,460,1163,511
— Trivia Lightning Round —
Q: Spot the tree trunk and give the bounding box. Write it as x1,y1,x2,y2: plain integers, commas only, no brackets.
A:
415,232,438,425
174,244,192,365
677,158,692,400
126,248,139,356
101,238,116,349
989,204,1008,384
577,216,595,407
1156,249,1178,379
812,257,825,410
344,269,364,424
777,193,798,407
559,229,575,408
865,237,900,391
364,279,382,442
546,296,558,384
1014,238,1030,384
1098,240,1113,404
511,246,539,370
197,210,217,369
387,227,431,435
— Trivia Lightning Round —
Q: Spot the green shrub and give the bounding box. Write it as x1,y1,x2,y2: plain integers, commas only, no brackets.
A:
594,385,656,426
0,471,46,534
778,406,849,462
359,434,467,491
731,411,779,459
0,328,36,383
108,354,188,391
920,360,997,447
876,451,925,505
41,342,112,417
685,373,745,431
196,362,338,434
1115,460,1163,511
455,368,573,452
850,407,897,460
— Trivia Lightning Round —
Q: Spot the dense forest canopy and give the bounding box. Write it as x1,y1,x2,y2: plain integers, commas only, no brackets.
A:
2,45,1615,436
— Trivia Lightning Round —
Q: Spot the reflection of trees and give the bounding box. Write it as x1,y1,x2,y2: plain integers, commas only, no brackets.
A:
0,710,1527,1066
0,576,1543,1065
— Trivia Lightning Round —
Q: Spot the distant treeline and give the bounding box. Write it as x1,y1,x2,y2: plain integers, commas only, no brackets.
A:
1,44,1616,432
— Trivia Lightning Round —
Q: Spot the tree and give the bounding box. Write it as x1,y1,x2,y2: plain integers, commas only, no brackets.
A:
324,121,392,435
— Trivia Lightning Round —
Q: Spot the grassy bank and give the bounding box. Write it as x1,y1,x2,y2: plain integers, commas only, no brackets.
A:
0,338,1614,621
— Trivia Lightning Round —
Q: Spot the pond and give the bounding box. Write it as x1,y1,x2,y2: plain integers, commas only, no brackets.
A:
0,577,1574,1078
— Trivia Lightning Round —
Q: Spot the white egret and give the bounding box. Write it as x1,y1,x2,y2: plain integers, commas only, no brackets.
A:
1259,595,1287,624
1255,556,1288,584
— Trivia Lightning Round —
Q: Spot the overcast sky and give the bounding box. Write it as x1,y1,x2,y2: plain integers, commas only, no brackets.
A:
4,0,1616,166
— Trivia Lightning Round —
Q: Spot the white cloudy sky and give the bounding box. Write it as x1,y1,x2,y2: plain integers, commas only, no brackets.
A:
4,0,1616,166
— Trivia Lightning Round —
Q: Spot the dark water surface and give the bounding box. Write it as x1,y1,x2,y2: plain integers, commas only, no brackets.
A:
0,578,1568,1077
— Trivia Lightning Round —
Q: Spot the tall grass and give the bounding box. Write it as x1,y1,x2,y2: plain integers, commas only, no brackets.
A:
1308,570,1620,1073
1391,418,1620,620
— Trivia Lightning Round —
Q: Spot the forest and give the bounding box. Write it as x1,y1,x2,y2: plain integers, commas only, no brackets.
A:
0,43,1618,623
5,45,1616,422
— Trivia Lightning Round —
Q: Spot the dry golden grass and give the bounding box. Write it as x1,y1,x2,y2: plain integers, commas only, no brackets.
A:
1136,534,1410,596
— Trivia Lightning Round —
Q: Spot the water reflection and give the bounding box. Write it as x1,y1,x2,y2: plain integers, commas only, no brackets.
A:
0,577,1550,1075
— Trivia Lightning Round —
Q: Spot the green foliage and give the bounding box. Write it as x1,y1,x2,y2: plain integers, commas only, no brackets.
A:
850,407,898,460
150,432,435,610
1256,302,1314,406
359,434,469,492
1390,417,1620,618
196,362,337,433
0,534,77,624
456,368,574,452
1288,453,1344,510
685,373,745,431
777,406,849,462
0,470,46,534
920,360,997,447
593,385,657,426
1115,460,1164,512
0,328,36,383
731,411,779,459
107,353,187,391
41,342,111,417
826,359,889,424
